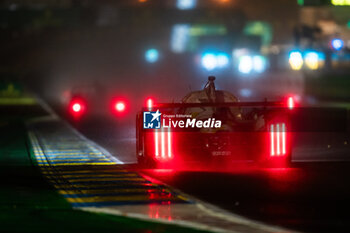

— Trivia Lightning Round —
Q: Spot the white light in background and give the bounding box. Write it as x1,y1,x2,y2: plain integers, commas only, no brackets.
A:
201,53,217,71
238,56,253,74
252,55,267,73
216,53,230,68
232,48,249,58
171,24,190,53
200,52,230,70
289,51,303,70
304,51,319,70
177,0,197,10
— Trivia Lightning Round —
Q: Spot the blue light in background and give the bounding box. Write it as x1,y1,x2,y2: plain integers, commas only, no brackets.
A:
145,49,159,63
240,88,253,97
317,51,326,61
177,0,197,10
201,53,217,71
331,38,344,51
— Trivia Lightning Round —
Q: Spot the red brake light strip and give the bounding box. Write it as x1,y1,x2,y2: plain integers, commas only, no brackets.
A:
270,123,287,156
154,128,172,159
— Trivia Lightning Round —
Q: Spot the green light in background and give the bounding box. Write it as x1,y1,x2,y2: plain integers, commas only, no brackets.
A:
189,25,227,36
171,24,227,53
297,0,304,6
243,21,273,46
331,0,350,6
347,21,350,29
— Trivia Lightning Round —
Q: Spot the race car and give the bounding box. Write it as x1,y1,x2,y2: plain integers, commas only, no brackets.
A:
136,76,293,168
62,84,127,120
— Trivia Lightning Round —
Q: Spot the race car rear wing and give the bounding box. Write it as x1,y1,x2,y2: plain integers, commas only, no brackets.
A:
146,100,287,109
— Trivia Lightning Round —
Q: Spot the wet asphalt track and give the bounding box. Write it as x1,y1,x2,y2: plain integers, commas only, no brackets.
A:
71,117,350,233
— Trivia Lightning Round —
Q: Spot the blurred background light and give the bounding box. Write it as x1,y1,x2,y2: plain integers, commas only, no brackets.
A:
305,51,319,70
252,55,267,73
331,38,344,51
171,24,190,53
201,53,217,71
289,51,303,70
243,21,273,46
317,51,326,61
331,0,350,6
232,48,249,58
177,0,197,10
145,48,159,63
239,88,252,97
189,24,226,36
238,55,253,74
216,53,230,68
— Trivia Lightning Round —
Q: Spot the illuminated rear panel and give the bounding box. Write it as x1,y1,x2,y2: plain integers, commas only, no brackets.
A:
154,128,172,160
270,123,287,156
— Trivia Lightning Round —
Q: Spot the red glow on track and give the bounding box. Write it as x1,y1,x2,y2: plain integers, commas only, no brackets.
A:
148,203,173,221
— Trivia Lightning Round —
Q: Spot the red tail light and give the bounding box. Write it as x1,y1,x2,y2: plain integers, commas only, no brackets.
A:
287,97,294,110
154,128,172,160
72,103,82,112
69,99,86,117
115,101,126,112
110,98,128,116
147,98,153,110
270,123,287,156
